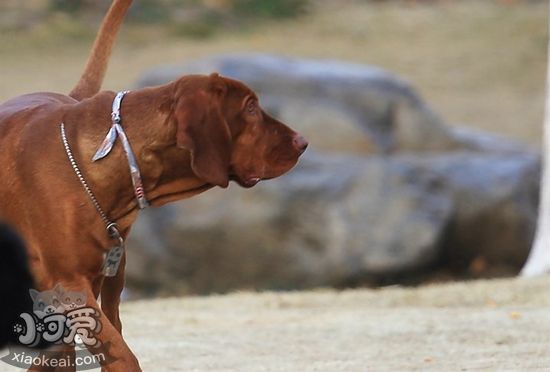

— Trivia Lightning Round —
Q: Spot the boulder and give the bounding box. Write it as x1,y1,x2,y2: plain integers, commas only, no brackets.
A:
126,150,539,295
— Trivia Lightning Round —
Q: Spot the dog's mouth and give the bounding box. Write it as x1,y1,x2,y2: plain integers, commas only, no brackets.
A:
229,174,262,188
229,159,299,189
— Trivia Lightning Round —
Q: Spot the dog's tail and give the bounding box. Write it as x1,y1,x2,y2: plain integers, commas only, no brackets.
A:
69,0,133,101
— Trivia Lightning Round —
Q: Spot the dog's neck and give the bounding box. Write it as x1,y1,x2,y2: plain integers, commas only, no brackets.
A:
66,83,212,233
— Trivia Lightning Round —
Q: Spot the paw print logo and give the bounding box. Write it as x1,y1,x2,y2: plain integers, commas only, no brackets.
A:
13,323,24,335
36,322,45,333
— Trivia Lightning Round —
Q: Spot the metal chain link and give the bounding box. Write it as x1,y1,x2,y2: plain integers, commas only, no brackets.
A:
61,122,113,228
61,122,125,277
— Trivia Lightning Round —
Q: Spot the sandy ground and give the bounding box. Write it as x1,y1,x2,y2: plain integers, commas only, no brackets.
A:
1,277,550,371
120,277,550,372
123,279,550,371
86,278,550,371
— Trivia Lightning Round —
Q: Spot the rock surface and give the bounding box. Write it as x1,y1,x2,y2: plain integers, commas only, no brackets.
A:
127,150,539,295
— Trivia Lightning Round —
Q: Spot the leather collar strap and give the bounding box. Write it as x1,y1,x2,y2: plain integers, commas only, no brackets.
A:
93,91,149,209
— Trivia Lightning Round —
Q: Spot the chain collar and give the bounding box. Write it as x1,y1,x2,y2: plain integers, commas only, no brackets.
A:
61,122,123,277
61,122,112,227
60,91,149,276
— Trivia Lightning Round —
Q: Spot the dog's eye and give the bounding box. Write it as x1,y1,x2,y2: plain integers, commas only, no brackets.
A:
246,101,257,114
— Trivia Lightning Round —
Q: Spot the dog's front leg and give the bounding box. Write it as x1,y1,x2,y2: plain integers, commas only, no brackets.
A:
27,344,76,372
83,286,141,372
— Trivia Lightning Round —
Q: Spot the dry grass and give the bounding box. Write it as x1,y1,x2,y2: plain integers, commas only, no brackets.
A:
0,1,546,146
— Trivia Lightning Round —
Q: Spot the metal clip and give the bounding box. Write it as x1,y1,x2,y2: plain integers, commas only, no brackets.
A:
111,112,121,124
107,222,121,239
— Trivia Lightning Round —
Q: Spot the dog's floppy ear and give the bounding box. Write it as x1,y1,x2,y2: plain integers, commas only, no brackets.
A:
174,76,231,188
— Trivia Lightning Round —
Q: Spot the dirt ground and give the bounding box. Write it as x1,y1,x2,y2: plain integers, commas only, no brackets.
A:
1,276,549,371
115,277,550,371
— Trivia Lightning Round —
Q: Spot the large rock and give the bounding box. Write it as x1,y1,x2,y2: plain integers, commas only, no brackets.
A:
136,54,460,154
126,150,539,295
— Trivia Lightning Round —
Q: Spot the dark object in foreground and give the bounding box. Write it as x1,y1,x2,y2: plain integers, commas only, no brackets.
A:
0,223,33,348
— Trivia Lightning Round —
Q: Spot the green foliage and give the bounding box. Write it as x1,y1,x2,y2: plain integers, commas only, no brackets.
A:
49,0,85,13
128,0,172,23
44,0,309,38
49,0,307,21
231,0,308,19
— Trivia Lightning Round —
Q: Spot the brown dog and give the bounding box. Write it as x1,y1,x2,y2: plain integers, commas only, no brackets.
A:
0,2,307,371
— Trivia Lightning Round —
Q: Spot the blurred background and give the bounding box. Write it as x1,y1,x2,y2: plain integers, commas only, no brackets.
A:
0,0,547,297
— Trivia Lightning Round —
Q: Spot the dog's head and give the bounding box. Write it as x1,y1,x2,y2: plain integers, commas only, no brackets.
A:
172,73,307,188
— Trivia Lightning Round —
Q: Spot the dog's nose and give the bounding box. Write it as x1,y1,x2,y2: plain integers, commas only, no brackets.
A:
293,135,308,153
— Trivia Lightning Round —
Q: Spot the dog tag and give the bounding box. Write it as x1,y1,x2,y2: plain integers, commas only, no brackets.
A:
102,245,124,277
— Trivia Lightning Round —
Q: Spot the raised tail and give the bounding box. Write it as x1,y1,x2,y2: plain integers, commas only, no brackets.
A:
69,0,133,101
